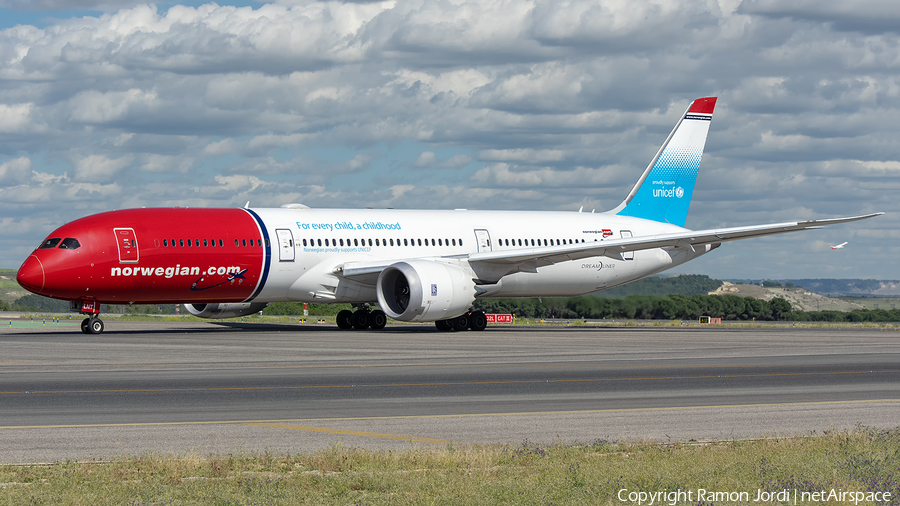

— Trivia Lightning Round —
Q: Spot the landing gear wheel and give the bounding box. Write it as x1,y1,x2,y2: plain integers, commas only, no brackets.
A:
336,309,353,330
352,310,370,330
88,319,104,334
469,311,487,331
450,314,470,332
81,318,90,334
435,319,453,331
369,310,387,330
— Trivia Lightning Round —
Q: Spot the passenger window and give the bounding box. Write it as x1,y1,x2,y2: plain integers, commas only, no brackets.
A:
317,239,322,246
417,239,422,246
59,238,81,249
390,238,394,246
375,238,380,246
163,239,168,247
180,239,185,247
438,239,442,246
452,238,456,246
339,239,344,246
203,239,208,247
431,239,436,246
241,239,246,247
354,239,359,247
459,239,463,246
368,239,372,246
40,238,61,249
187,239,192,247
403,239,408,246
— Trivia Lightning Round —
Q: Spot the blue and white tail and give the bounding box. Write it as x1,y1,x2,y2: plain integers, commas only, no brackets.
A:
608,97,717,227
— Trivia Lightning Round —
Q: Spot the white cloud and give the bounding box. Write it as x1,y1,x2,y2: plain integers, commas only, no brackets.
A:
479,148,566,163
414,151,435,167
0,103,39,133
0,0,897,279
71,154,133,182
0,156,32,185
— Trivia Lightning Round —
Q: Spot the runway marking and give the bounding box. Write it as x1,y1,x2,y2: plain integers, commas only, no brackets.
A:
2,369,898,395
0,399,898,430
240,423,452,444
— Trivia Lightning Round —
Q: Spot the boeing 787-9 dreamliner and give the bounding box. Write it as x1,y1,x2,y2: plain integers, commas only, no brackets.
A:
16,97,882,334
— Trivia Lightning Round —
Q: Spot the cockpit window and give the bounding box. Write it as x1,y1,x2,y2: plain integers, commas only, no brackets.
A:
40,238,61,249
59,238,81,250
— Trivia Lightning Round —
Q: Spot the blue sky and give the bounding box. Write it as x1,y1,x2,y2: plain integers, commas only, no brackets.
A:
1,0,898,279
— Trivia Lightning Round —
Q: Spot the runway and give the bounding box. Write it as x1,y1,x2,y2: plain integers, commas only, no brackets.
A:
1,321,899,463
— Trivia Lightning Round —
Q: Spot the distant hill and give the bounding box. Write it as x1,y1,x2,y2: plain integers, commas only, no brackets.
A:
727,279,900,297
592,274,723,298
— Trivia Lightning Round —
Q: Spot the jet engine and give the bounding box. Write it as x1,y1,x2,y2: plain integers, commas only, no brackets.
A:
183,302,268,319
376,260,475,322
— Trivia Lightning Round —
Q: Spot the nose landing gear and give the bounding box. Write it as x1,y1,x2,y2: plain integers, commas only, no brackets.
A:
81,316,104,334
75,300,104,334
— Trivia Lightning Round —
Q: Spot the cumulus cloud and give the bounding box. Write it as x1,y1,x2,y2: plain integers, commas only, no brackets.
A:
0,0,898,278
71,154,133,182
0,156,32,185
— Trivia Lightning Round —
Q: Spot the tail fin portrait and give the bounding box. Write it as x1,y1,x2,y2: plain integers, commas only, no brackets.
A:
609,97,717,227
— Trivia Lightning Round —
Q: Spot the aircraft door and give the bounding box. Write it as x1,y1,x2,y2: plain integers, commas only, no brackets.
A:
620,230,634,260
474,229,492,252
276,229,295,262
114,228,139,263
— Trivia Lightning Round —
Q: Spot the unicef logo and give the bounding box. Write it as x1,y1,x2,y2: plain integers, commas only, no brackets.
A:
675,186,685,198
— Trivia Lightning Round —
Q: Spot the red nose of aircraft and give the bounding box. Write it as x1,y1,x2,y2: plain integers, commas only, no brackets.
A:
17,255,45,294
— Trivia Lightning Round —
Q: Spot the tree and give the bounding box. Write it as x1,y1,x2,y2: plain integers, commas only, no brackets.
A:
769,297,792,320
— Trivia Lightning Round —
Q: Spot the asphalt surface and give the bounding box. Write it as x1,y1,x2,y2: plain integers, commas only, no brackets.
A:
1,320,899,463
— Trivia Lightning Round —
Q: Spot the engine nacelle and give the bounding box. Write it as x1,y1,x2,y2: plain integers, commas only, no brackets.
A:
183,302,268,319
376,260,475,322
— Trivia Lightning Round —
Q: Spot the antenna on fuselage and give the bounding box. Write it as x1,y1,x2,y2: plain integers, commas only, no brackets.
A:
244,201,250,209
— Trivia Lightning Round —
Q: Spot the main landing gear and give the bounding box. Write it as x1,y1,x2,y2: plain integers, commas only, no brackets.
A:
435,310,487,332
336,306,387,331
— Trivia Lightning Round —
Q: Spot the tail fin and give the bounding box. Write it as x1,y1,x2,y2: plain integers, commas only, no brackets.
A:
608,97,717,227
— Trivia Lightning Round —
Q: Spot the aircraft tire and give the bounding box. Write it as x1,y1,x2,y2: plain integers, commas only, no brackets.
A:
450,314,469,331
352,310,369,330
469,311,487,331
370,310,387,330
81,318,90,334
336,309,353,330
89,319,104,334
435,319,453,331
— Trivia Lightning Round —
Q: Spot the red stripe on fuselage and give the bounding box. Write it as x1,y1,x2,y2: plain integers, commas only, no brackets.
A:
20,208,266,304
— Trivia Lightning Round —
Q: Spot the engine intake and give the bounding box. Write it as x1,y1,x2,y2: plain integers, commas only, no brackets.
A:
376,260,475,322
183,302,268,319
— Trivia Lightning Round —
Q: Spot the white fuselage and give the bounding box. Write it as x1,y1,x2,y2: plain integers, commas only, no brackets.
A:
250,208,709,303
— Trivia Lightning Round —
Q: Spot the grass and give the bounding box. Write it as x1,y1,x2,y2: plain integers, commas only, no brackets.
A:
1,428,899,505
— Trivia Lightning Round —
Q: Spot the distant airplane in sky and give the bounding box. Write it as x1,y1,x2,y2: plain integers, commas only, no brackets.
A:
16,97,883,334
831,242,848,249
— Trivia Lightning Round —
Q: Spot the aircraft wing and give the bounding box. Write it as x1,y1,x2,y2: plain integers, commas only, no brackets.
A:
467,213,882,266
336,213,882,283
